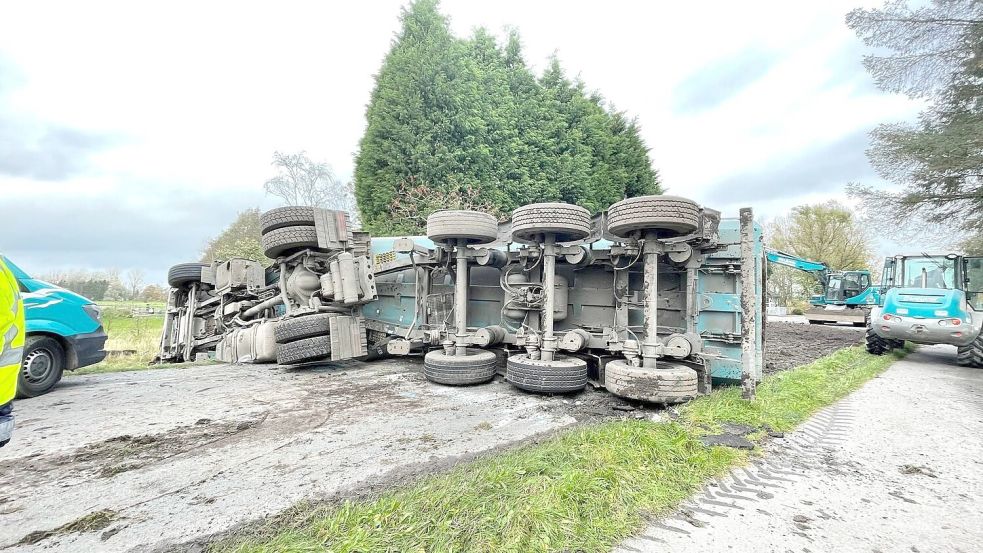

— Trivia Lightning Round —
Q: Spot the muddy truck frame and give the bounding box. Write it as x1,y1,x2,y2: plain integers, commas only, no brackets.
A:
159,196,765,403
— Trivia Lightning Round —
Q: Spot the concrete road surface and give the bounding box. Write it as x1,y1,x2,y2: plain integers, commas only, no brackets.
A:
617,345,983,553
0,359,587,552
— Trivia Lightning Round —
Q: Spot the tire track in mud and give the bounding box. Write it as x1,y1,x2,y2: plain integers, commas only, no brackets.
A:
616,401,858,550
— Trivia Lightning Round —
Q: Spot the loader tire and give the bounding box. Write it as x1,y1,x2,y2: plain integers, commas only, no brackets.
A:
864,327,890,355
604,360,698,404
261,206,316,234
606,195,701,238
167,263,207,288
955,333,983,367
506,353,587,393
510,203,592,244
426,210,499,245
262,225,319,258
276,335,331,365
274,314,337,344
423,348,497,386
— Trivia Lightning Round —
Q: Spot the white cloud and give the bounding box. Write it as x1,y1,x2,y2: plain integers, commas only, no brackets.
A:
0,0,922,282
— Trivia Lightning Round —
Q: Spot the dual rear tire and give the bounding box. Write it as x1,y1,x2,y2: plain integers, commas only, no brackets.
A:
273,314,336,365
260,206,343,259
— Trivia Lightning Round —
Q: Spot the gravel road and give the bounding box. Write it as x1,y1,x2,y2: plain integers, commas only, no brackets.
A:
617,345,983,552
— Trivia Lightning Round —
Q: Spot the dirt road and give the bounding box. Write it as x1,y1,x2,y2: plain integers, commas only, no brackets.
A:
0,323,863,552
617,345,983,552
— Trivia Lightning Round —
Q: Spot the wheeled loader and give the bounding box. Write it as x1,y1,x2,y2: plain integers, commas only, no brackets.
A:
865,253,983,366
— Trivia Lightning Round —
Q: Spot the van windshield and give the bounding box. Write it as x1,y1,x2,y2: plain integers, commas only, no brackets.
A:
903,257,955,289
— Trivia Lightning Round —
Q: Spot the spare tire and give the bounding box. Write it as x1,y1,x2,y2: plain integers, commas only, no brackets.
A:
261,206,317,234
426,210,499,245
606,195,701,239
276,335,331,365
167,263,207,288
262,225,319,258
274,314,337,344
510,203,592,244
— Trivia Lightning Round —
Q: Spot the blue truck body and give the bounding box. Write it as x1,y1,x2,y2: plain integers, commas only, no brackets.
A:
366,218,764,384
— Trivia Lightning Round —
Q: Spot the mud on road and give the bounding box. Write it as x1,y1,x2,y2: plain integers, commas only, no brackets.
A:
0,322,860,552
764,321,865,375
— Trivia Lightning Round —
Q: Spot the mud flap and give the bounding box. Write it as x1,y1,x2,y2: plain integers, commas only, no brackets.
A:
329,316,368,360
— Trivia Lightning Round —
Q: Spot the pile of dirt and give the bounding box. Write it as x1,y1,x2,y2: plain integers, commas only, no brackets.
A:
764,322,865,375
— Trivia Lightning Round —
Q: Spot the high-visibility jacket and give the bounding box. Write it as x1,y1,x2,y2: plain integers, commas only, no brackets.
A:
0,255,23,410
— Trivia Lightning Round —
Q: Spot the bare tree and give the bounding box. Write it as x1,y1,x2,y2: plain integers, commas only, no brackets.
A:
126,269,145,301
264,151,359,223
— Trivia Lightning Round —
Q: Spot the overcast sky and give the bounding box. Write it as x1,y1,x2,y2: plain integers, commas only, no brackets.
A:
0,0,920,284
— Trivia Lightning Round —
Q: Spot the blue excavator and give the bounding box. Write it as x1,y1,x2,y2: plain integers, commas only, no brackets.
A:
766,249,880,326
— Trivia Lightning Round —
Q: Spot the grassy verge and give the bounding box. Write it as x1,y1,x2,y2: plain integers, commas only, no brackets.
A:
215,346,904,553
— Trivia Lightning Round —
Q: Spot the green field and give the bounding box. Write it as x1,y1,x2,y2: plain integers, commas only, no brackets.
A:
71,301,167,375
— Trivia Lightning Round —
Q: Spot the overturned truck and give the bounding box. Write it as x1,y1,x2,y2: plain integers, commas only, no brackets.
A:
159,196,764,403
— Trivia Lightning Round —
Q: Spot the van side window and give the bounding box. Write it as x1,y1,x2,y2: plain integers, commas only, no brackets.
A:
17,280,28,294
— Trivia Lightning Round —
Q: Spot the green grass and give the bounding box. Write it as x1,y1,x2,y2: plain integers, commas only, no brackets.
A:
215,346,903,553
69,301,168,376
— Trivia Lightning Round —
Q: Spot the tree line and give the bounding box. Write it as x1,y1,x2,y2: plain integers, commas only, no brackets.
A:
37,268,166,303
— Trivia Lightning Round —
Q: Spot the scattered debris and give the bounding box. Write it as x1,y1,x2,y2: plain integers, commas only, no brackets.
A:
18,509,120,545
889,490,919,504
699,433,755,450
721,422,756,436
899,464,938,478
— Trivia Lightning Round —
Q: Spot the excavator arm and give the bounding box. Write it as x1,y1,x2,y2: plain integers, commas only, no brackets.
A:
765,249,829,286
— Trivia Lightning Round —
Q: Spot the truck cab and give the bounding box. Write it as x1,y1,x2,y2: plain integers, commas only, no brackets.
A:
0,256,108,397
866,254,983,362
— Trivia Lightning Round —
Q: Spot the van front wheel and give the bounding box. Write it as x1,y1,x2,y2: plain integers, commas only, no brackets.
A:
17,336,66,398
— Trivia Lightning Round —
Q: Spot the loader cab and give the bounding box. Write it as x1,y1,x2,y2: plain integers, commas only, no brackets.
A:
880,254,965,292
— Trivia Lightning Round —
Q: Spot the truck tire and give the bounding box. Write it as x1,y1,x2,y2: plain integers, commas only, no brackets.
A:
274,314,336,344
606,195,701,238
864,328,890,355
262,225,319,258
426,210,499,245
956,333,983,367
167,263,207,288
506,353,587,393
276,335,331,365
510,203,592,244
17,336,66,398
604,360,698,404
423,348,497,385
261,206,316,234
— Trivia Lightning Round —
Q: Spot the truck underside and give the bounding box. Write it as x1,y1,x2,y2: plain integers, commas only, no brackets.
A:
158,196,765,404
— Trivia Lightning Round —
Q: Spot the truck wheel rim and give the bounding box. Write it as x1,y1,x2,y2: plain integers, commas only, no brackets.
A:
22,350,53,383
